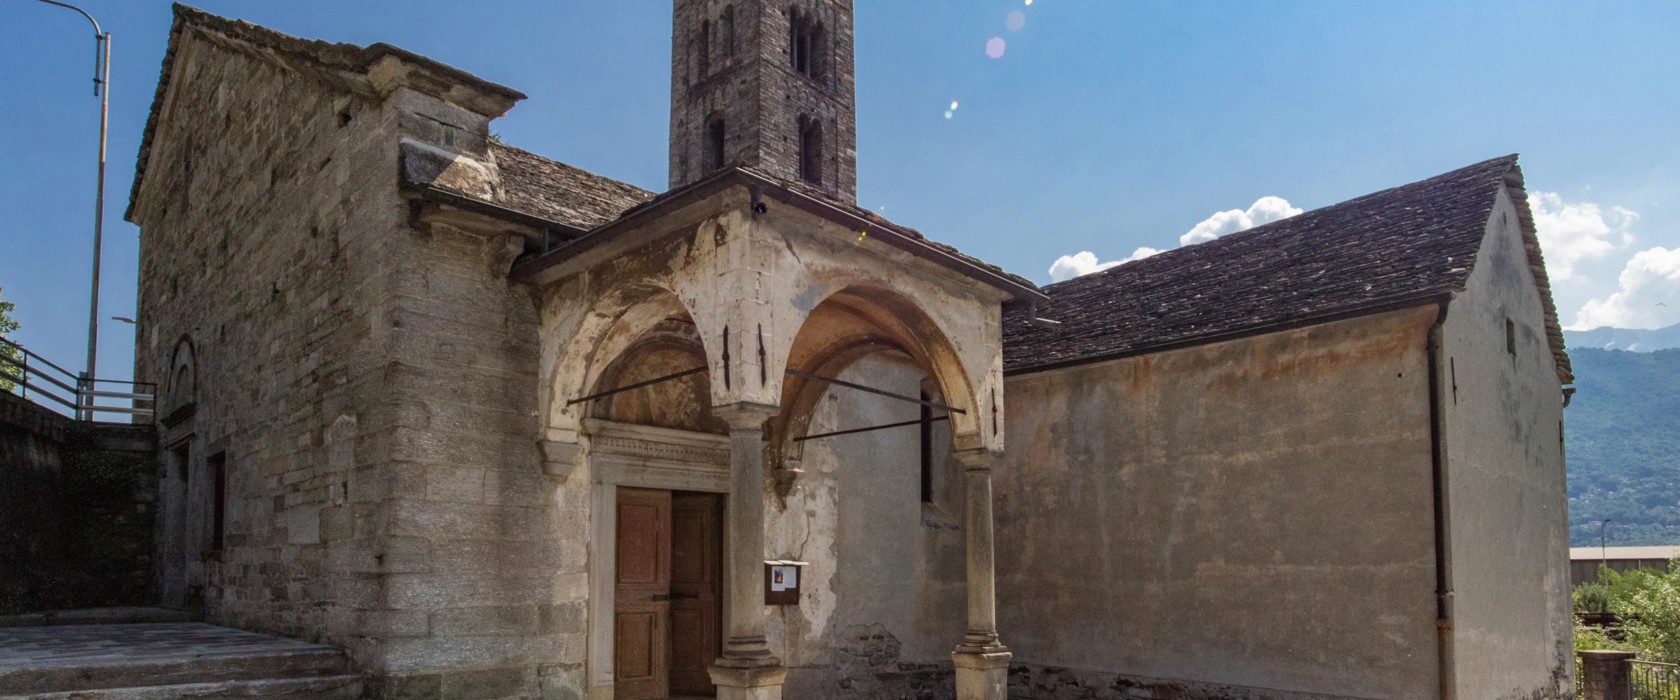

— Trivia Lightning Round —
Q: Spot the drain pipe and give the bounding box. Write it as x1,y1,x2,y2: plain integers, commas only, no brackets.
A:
1426,297,1456,700
1026,300,1061,329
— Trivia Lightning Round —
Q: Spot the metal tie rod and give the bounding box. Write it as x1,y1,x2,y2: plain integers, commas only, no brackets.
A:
794,414,949,442
565,366,707,406
785,368,965,414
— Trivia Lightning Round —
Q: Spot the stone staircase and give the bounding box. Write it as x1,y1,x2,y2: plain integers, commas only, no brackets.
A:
0,616,361,699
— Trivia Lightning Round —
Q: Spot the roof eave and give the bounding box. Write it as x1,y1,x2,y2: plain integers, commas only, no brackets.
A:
512,168,1047,304
1005,290,1458,377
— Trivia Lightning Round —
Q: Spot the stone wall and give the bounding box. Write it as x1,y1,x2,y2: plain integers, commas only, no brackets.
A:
131,24,406,643
1438,189,1573,699
130,20,568,697
993,307,1444,699
0,392,155,614
670,0,858,200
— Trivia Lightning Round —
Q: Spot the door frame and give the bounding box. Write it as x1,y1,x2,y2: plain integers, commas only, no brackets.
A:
584,419,731,698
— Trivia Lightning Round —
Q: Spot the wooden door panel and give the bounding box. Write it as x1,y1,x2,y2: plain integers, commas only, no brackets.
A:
617,502,662,584
615,488,670,700
614,610,658,681
669,493,722,696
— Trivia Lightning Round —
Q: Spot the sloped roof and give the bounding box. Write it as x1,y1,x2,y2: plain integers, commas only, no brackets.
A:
489,142,655,231
511,164,1044,301
1002,156,1574,383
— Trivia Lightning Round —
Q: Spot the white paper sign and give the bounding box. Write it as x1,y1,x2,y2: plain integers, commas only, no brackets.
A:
770,565,798,592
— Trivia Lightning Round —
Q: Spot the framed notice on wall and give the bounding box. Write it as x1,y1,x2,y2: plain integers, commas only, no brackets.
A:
763,560,806,606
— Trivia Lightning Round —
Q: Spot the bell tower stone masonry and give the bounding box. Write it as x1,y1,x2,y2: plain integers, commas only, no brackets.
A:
669,0,858,202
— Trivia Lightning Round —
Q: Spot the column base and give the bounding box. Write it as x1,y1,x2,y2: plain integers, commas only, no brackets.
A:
709,659,788,700
951,648,1011,700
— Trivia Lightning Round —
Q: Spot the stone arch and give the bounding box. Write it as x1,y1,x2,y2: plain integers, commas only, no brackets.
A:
587,318,723,434
543,281,721,442
163,335,197,422
769,284,982,492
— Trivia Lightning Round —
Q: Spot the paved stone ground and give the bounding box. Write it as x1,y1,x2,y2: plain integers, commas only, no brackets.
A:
0,623,332,671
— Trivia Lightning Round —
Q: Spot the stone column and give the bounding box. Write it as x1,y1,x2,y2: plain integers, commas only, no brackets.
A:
709,402,787,700
951,449,1011,700
1578,650,1634,700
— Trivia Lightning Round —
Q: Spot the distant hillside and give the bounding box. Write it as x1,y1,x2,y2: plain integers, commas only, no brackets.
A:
1567,347,1680,546
1565,323,1680,352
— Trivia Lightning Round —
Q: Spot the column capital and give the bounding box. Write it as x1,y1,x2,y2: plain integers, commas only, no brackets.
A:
951,448,1002,472
715,401,780,431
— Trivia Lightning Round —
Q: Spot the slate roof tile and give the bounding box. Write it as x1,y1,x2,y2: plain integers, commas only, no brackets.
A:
1002,155,1573,383
489,142,655,231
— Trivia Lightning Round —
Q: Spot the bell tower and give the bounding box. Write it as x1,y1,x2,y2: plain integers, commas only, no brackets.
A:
669,0,857,202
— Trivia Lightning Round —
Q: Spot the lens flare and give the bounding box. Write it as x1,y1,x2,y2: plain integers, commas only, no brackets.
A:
1006,10,1026,31
950,101,959,110
986,37,1006,59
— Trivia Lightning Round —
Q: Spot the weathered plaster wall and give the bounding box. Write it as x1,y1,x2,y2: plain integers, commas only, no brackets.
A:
768,353,964,698
994,307,1442,699
537,192,1008,456
1440,190,1573,699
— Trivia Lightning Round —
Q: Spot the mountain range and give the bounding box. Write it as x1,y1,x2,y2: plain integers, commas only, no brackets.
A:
1562,324,1680,546
1565,323,1680,353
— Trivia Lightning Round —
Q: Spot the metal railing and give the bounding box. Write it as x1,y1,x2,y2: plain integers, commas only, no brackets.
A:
0,336,154,422
1633,659,1680,700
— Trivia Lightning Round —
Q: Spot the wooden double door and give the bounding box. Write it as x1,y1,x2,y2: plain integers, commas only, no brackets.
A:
615,488,723,699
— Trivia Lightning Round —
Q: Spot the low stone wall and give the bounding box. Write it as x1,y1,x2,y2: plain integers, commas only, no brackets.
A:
0,392,157,614
1007,665,1361,700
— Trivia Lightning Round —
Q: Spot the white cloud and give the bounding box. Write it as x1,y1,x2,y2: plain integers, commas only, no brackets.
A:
1178,196,1302,246
1047,247,1162,282
1530,191,1636,281
1571,247,1680,330
1048,195,1298,282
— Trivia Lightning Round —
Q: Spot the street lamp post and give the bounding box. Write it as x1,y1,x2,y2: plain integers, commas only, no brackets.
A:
1600,518,1613,574
29,0,111,420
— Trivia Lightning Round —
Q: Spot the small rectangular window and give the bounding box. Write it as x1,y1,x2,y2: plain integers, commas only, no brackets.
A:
798,116,823,185
706,119,727,172
790,10,823,79
699,19,711,77
920,392,933,504
210,452,227,555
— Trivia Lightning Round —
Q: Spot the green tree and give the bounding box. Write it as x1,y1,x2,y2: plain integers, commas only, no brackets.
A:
0,286,18,392
1615,561,1680,663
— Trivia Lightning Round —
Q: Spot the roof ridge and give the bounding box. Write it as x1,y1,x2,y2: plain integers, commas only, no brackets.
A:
1045,154,1520,293
1006,154,1571,383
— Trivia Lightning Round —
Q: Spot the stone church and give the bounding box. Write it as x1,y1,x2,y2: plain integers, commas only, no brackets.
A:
126,2,1574,699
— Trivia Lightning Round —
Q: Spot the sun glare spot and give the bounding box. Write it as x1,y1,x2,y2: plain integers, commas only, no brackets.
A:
1006,10,1026,31
950,100,960,110
986,37,1006,59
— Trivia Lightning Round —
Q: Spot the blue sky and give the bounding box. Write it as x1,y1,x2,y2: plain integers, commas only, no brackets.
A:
3,0,1678,383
